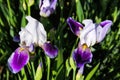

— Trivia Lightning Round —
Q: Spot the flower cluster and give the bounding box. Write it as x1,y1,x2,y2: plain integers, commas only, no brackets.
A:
67,17,112,74
8,16,58,73
7,0,113,76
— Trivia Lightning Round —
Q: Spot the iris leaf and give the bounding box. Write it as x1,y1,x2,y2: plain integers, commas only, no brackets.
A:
76,0,84,22
85,62,100,80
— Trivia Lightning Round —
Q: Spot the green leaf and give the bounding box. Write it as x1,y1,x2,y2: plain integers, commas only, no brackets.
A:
21,68,27,80
35,64,42,80
76,0,84,22
21,15,27,27
66,59,72,77
69,57,76,70
85,63,100,80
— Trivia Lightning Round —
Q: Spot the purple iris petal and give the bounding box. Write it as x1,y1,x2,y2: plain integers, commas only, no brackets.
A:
73,45,92,68
42,7,54,16
39,0,57,17
100,20,112,28
67,17,83,36
13,35,20,42
28,44,34,52
50,0,57,10
8,47,29,73
96,20,112,42
43,42,58,58
77,64,84,74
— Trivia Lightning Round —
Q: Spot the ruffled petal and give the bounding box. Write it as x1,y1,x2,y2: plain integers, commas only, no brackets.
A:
19,16,47,46
96,20,112,42
42,42,58,58
73,44,92,68
67,17,83,36
8,47,29,73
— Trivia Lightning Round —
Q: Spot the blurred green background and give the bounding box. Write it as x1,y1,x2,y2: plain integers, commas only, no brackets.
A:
0,0,120,80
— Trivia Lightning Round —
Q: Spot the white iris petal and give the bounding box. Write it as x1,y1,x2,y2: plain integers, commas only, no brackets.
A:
19,16,47,47
80,20,97,47
19,28,33,46
42,0,50,8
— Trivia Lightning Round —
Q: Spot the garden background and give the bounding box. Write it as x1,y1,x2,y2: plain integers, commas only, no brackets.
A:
0,0,120,80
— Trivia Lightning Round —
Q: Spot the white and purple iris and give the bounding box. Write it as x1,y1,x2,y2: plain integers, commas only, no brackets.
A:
8,16,58,73
67,17,112,74
39,0,57,17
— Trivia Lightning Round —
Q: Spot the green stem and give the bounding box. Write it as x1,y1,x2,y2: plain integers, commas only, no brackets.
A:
31,62,35,79
47,56,50,80
73,69,76,80
28,6,31,15
25,0,31,15
6,70,9,80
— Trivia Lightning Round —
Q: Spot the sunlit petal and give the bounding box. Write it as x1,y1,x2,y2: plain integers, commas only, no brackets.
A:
19,16,47,46
80,21,96,47
96,20,112,42
67,17,83,36
8,47,29,73
19,28,33,46
82,19,93,29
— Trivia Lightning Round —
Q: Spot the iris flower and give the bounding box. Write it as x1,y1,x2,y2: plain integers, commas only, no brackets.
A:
39,0,57,17
67,17,112,47
67,17,112,74
8,16,58,73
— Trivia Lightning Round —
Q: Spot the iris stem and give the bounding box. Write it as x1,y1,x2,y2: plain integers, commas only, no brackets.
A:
73,69,76,80
28,6,31,15
31,62,35,79
47,56,50,80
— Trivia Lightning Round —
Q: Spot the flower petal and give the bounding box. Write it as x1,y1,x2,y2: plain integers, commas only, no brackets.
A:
39,0,50,8
82,19,93,29
50,0,57,10
8,47,29,73
73,44,92,68
84,23,97,47
42,42,58,58
19,16,47,46
39,0,57,17
96,20,112,42
13,35,20,42
80,20,97,47
77,64,84,74
28,44,34,52
19,28,33,46
67,17,83,36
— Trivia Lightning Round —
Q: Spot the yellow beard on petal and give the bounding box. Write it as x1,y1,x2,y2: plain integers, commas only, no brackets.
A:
79,27,83,30
82,44,88,50
18,48,25,53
